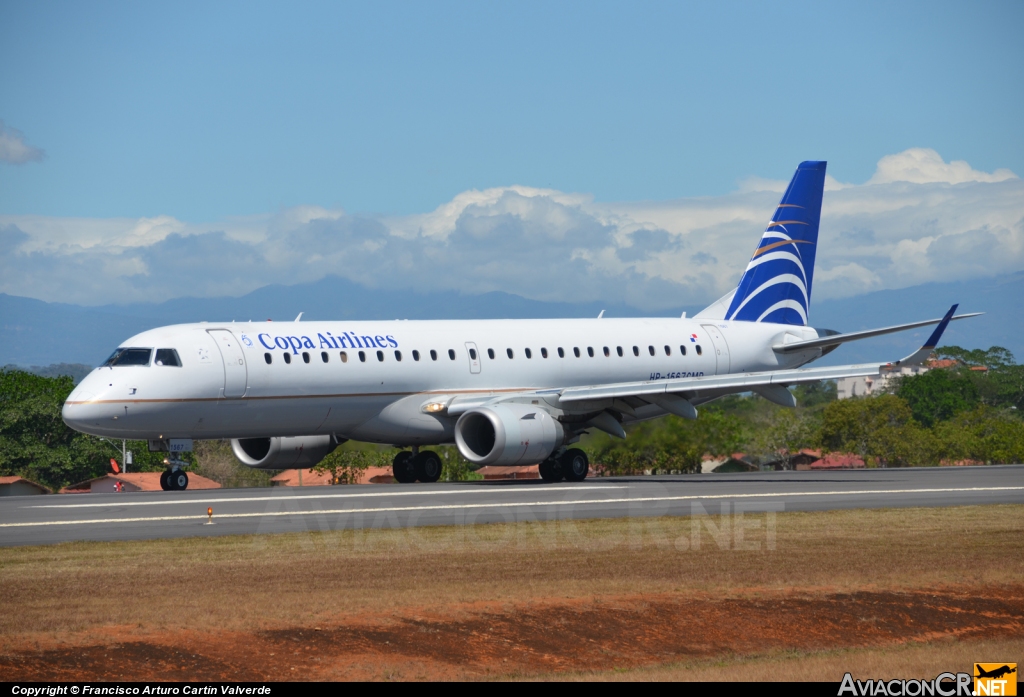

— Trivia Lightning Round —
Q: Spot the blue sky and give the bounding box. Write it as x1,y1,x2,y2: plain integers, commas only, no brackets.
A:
1,1,1021,220
0,2,1022,311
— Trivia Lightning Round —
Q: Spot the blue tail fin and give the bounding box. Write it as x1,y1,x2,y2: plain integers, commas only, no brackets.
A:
725,161,827,326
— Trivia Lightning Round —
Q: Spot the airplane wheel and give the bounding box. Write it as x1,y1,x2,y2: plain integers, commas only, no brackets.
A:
538,457,563,483
170,470,189,490
393,451,417,483
160,470,171,491
561,449,589,482
414,451,443,483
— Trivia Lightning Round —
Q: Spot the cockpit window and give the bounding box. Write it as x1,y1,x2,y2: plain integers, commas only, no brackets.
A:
102,348,152,367
154,348,182,366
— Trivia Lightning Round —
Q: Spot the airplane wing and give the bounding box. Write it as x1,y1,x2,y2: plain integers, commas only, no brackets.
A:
445,304,968,425
557,304,966,410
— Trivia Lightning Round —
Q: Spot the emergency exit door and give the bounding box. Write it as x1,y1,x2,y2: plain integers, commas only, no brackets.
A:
465,342,481,374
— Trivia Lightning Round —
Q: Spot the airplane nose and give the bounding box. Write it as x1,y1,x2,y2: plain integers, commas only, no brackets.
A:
62,390,94,431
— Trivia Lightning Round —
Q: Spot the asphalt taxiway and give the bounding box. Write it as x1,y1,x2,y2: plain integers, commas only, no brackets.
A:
1,465,1022,547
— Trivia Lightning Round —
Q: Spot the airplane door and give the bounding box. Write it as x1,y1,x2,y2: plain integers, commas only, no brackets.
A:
700,324,731,374
465,342,481,374
209,329,248,397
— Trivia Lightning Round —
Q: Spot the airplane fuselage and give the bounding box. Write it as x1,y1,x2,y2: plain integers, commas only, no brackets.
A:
62,317,822,443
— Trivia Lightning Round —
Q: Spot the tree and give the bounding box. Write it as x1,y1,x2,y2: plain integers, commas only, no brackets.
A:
934,406,1024,464
588,410,747,474
935,346,1015,371
792,380,837,408
934,346,1024,411
0,368,191,491
313,447,392,484
895,368,979,427
817,394,933,467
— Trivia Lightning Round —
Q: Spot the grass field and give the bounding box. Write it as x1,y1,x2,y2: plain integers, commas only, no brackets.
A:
1,505,1021,680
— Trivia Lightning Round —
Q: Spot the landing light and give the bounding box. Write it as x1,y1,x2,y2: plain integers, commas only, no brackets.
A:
422,402,447,414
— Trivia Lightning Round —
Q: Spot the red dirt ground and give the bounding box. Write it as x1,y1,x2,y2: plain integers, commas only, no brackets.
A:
2,586,1021,681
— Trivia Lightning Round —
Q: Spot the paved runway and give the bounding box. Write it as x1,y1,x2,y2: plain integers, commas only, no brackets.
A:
2,465,1022,547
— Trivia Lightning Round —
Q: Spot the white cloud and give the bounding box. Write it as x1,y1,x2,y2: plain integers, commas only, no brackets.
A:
0,148,1021,310
867,147,1017,185
0,121,44,164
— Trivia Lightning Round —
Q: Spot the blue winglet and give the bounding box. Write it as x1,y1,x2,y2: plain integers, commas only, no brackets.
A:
922,304,958,350
888,304,960,368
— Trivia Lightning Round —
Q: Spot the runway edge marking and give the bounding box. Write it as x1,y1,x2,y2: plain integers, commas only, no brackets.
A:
28,484,628,509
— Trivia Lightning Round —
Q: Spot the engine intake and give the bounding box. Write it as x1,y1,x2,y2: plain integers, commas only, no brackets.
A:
231,435,341,470
454,404,564,466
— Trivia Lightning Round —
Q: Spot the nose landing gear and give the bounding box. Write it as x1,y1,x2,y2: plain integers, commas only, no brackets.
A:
160,459,190,491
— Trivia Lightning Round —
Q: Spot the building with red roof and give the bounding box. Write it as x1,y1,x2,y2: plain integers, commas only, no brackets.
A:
0,476,51,496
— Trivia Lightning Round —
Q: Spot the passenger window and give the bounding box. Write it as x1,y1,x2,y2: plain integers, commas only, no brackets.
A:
321,351,329,363
696,345,703,355
154,349,182,366
680,345,686,356
587,347,594,357
603,347,610,357
648,346,655,356
469,348,477,360
507,348,514,359
448,349,456,360
264,353,272,365
395,350,402,361
284,353,292,364
430,350,438,361
617,346,623,357
340,351,348,363
633,346,639,356
525,348,532,359
573,347,581,357
541,348,548,358
358,351,366,362
487,348,495,359
665,345,671,356
377,350,384,362
557,347,565,358
412,350,420,361
102,347,152,367
302,352,310,364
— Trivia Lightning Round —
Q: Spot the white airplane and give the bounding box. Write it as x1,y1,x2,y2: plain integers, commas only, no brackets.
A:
62,161,980,490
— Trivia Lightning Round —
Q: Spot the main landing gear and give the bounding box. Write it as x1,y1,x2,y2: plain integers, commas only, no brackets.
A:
539,448,589,483
393,449,443,484
160,461,190,491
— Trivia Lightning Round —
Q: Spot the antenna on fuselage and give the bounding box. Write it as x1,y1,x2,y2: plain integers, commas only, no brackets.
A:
295,312,303,322
597,310,605,319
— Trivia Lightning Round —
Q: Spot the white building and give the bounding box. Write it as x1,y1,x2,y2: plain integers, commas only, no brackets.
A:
835,358,956,399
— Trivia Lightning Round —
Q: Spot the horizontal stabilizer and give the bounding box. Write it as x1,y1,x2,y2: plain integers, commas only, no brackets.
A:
772,307,982,354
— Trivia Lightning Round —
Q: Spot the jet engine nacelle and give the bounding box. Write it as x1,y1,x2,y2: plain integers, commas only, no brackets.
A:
454,404,565,466
231,435,341,470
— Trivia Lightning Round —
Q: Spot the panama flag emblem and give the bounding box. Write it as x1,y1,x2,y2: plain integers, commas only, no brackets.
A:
690,333,698,343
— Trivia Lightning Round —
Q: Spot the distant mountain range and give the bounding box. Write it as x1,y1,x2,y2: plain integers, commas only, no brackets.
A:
2,272,1021,368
